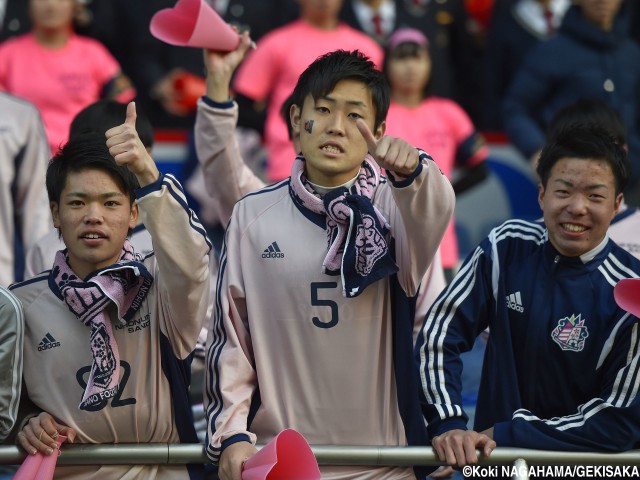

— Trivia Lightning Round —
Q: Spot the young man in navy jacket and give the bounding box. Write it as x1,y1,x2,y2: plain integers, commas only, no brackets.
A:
416,124,640,468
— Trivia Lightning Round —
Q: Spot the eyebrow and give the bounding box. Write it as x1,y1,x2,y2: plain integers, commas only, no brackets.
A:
553,179,609,190
320,94,367,109
63,191,126,199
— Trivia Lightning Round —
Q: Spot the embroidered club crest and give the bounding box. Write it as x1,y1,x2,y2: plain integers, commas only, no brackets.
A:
551,313,589,352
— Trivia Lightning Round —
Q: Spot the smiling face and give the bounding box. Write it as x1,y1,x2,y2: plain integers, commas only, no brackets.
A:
538,157,622,257
51,168,138,279
292,78,385,187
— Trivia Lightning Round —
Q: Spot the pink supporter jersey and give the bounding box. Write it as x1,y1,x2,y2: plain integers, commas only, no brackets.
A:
386,98,488,268
0,33,126,155
233,20,383,182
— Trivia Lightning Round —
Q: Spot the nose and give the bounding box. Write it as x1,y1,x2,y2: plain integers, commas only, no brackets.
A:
327,113,346,136
566,194,588,216
84,203,104,223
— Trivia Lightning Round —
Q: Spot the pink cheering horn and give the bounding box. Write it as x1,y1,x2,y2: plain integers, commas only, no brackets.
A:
150,0,240,51
14,435,67,480
614,278,640,318
241,429,321,480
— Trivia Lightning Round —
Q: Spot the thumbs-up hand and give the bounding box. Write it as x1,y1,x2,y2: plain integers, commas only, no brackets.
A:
105,102,160,187
356,118,419,178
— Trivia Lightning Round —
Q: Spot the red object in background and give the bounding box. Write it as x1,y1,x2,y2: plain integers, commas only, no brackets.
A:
465,0,495,30
173,71,207,112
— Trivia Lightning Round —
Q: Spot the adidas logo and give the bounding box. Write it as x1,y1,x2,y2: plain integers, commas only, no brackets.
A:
506,291,524,313
38,333,61,351
262,241,284,259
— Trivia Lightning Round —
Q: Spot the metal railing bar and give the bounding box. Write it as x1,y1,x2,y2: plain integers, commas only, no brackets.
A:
0,445,639,466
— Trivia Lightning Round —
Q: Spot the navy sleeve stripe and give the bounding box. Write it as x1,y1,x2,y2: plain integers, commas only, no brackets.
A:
418,247,483,416
161,174,213,252
204,232,230,463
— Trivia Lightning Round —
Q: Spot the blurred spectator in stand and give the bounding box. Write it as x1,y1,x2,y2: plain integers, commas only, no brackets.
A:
0,92,51,286
0,0,135,156
1,0,106,42
482,0,570,130
340,0,485,125
502,0,640,204
383,27,489,280
232,0,383,182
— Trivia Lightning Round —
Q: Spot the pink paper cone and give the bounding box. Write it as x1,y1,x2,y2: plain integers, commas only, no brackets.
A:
614,278,640,317
13,435,66,480
12,455,43,480
241,429,320,480
150,0,240,51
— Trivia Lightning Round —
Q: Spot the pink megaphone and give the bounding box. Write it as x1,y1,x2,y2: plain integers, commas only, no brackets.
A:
614,278,640,318
150,0,240,51
241,429,321,480
13,435,67,480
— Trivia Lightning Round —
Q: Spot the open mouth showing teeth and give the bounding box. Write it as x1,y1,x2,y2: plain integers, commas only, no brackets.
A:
321,145,341,154
562,224,587,233
83,234,102,239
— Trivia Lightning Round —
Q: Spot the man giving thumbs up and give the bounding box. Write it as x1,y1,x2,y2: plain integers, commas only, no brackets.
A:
11,102,211,480
205,50,455,480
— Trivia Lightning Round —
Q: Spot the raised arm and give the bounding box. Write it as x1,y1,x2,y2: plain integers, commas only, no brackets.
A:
357,119,456,297
105,103,212,356
195,32,265,226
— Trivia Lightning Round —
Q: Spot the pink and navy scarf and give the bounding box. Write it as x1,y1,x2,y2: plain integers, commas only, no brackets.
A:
49,240,153,410
290,155,398,297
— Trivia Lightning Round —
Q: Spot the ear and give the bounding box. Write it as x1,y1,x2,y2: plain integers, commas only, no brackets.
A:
129,201,139,229
373,120,386,141
537,182,545,211
612,193,623,218
51,202,60,228
290,104,302,136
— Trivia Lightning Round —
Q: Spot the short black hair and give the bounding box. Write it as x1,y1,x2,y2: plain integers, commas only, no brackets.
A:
537,124,630,195
547,98,627,146
69,100,154,149
290,50,390,131
47,132,140,206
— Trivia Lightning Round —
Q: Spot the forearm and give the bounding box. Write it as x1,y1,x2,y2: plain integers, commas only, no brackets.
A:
416,246,492,436
195,99,265,224
388,153,455,296
136,175,211,348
